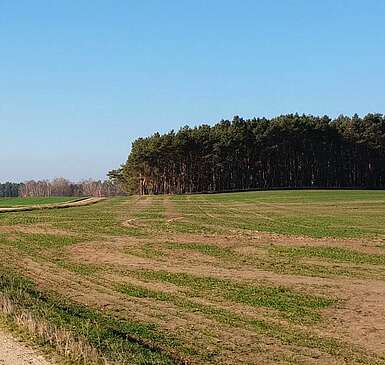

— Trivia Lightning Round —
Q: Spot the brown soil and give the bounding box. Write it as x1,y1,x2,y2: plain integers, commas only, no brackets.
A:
163,197,184,223
66,231,385,358
0,224,73,236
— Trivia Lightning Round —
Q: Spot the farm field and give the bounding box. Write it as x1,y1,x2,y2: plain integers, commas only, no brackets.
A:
0,196,78,207
1,190,385,364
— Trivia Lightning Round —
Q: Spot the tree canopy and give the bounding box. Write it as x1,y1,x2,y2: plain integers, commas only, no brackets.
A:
110,113,385,194
0,182,21,197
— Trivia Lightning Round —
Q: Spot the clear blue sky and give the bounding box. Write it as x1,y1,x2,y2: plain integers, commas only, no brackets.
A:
1,1,384,182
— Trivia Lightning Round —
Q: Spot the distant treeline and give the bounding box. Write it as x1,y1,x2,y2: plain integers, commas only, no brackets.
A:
110,113,385,194
0,182,20,197
0,178,124,198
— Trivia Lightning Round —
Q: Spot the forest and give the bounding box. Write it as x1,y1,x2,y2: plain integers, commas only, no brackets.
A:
110,113,385,194
0,182,20,197
0,178,123,197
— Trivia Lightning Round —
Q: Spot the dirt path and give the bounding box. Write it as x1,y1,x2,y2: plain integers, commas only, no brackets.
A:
0,197,104,213
0,330,52,365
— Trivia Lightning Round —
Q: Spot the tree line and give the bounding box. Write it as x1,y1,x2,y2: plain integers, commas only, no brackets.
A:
0,178,124,198
0,182,21,197
109,113,385,194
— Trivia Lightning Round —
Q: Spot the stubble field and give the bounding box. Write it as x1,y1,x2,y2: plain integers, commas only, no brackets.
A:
0,190,385,365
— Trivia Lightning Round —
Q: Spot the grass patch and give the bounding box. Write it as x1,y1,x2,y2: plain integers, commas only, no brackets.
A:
0,198,142,237
127,243,167,259
133,270,334,322
0,233,84,255
54,259,99,276
0,268,182,365
116,283,382,365
272,246,385,266
165,242,234,258
116,283,171,301
170,190,385,238
0,196,79,207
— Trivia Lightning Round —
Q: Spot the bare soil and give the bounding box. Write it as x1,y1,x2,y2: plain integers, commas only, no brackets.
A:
0,330,52,365
66,231,385,357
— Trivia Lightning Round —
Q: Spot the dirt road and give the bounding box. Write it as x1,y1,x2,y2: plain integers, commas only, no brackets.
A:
0,330,52,365
0,197,104,213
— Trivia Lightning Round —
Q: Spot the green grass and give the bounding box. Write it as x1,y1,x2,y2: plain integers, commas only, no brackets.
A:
127,243,167,259
272,246,385,266
170,190,385,238
185,189,385,204
133,270,334,322
0,196,79,207
0,197,140,237
1,191,385,364
159,241,376,279
54,258,100,276
170,301,370,364
165,242,234,258
0,268,181,365
115,283,382,365
117,283,172,301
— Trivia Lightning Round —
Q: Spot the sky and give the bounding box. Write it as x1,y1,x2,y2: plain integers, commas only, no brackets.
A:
1,0,384,182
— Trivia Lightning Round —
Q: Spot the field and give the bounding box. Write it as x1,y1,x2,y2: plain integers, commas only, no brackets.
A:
0,196,78,207
1,190,385,364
